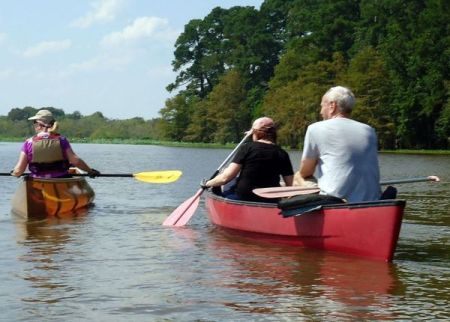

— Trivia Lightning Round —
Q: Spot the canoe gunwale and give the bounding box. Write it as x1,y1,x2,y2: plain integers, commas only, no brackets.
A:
23,176,90,184
205,190,406,210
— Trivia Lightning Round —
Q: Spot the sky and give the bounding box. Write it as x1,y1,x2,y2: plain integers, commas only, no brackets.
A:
0,0,263,120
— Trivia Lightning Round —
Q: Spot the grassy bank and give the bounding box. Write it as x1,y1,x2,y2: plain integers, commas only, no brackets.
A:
1,137,448,154
0,137,238,149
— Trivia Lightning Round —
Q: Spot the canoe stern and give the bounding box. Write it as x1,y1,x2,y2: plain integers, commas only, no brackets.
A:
11,176,95,218
205,192,405,262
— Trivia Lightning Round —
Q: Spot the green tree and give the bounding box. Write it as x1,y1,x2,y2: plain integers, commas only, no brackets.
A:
66,111,82,120
357,0,449,148
7,106,38,121
287,0,360,60
159,93,194,141
223,6,279,88
184,99,213,142
259,0,296,48
435,82,450,147
204,69,249,143
167,7,228,98
343,47,396,149
165,5,288,125
263,53,347,148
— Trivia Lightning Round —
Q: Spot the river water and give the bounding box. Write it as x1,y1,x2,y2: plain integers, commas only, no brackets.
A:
0,142,449,321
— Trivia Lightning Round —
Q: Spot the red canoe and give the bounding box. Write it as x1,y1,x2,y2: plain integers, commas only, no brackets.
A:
205,191,405,262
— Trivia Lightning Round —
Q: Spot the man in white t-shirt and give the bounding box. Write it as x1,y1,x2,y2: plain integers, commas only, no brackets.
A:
298,86,381,202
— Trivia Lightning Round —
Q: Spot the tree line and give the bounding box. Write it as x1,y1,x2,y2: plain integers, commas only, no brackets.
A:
0,107,164,141
1,0,448,149
159,0,449,149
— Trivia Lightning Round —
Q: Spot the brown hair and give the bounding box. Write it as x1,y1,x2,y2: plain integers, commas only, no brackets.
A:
254,126,277,143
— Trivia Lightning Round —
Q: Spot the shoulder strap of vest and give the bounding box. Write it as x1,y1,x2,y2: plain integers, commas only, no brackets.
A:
32,133,61,141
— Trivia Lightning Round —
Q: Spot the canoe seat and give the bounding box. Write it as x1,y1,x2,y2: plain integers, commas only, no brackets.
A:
278,194,344,218
380,186,397,200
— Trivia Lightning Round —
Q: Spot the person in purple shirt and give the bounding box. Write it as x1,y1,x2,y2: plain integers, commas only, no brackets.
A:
11,109,99,178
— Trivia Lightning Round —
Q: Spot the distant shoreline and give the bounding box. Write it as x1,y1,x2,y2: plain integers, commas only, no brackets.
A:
1,138,449,155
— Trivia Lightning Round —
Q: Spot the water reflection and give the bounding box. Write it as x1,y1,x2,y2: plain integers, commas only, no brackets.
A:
171,226,404,320
12,211,89,305
1,143,449,320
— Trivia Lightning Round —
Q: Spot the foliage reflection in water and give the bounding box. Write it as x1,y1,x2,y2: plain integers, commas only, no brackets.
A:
0,143,448,321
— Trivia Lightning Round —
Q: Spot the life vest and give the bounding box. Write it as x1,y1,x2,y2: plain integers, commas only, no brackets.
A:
29,133,70,175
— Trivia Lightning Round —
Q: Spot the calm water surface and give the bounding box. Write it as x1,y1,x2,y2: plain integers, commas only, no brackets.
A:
0,142,449,321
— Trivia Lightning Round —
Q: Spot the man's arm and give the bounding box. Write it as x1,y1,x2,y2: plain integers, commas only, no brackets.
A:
282,175,294,186
299,158,317,179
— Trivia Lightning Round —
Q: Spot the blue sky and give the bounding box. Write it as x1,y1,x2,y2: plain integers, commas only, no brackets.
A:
0,0,263,120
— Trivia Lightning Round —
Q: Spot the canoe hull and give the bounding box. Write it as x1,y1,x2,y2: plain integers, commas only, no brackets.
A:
205,192,405,262
11,176,95,219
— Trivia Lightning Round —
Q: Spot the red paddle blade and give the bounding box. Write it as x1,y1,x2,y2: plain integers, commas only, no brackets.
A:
163,189,203,226
173,196,201,227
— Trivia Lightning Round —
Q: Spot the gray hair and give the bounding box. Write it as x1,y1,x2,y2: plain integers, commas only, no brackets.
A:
324,86,355,114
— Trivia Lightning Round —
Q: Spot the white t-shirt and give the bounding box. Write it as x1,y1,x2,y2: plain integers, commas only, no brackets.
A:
302,118,381,202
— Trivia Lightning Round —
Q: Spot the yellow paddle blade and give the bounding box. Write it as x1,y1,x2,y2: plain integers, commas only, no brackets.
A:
133,170,182,183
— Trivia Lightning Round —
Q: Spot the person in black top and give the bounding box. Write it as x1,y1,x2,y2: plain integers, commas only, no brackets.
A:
204,117,294,202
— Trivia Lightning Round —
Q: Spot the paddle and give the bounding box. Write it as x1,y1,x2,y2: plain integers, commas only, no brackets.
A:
253,186,321,199
163,132,252,227
253,176,441,199
0,170,183,184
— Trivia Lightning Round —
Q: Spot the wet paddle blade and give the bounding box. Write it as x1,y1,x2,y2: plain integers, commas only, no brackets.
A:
163,189,203,226
133,170,182,183
172,195,201,227
163,132,252,227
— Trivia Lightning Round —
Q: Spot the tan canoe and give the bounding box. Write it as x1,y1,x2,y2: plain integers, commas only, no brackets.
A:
11,176,95,219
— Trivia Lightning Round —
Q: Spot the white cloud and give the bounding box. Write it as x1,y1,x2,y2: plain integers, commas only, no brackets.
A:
23,39,72,58
71,0,124,28
101,16,176,46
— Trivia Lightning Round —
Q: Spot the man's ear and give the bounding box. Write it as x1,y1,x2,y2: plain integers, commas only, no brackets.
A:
330,101,338,114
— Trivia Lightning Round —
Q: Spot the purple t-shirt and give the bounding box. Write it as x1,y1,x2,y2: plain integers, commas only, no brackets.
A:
22,133,71,178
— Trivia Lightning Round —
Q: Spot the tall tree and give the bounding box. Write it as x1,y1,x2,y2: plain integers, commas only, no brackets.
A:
357,0,449,148
204,69,249,143
259,0,296,48
343,47,395,149
167,8,229,98
287,0,360,60
263,53,347,148
159,93,193,141
223,6,279,88
183,99,211,142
